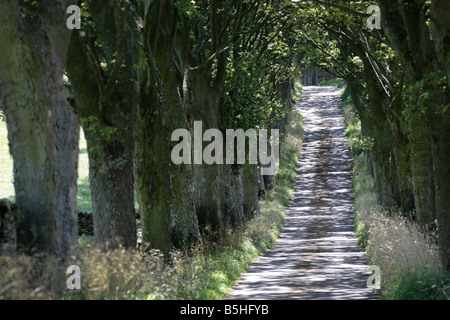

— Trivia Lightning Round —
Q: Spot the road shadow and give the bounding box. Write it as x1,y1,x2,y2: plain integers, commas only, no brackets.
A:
227,86,377,300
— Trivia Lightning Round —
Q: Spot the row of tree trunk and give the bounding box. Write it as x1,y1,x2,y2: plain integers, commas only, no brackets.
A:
383,0,450,271
0,1,294,256
317,0,450,271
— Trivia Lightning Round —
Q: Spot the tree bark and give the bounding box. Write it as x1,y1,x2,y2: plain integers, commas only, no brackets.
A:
431,0,450,89
430,0,450,271
431,112,450,271
0,1,79,255
137,0,201,253
241,165,261,219
66,0,137,248
136,66,173,252
0,199,16,255
387,108,415,213
362,54,394,208
219,165,245,229
188,68,225,237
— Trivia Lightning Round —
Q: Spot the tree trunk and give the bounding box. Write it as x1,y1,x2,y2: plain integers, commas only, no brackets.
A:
241,165,261,219
258,167,266,199
194,163,224,238
136,78,172,253
370,124,394,208
360,50,395,208
66,1,138,248
85,120,137,248
188,67,226,237
0,1,79,255
431,113,450,271
163,70,201,251
431,0,450,88
137,0,201,253
388,109,415,213
0,199,16,255
219,165,245,229
408,115,436,229
430,0,450,272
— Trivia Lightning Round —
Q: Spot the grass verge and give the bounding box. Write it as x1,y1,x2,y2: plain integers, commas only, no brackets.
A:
337,80,450,300
292,80,304,104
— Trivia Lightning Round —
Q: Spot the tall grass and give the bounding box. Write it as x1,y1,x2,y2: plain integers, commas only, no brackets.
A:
338,80,450,300
292,80,304,104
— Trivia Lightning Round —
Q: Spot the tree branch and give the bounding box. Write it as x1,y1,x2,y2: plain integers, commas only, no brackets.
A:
309,0,371,18
103,0,131,103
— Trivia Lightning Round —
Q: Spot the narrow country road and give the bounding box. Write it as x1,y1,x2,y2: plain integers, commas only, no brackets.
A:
227,86,377,300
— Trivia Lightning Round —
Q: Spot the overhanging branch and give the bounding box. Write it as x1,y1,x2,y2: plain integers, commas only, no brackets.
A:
309,0,371,18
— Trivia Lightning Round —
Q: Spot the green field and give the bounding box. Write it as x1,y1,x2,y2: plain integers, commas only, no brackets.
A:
77,128,91,213
0,120,14,200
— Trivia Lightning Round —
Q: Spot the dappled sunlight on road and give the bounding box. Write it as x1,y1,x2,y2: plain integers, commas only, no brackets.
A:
228,86,377,300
